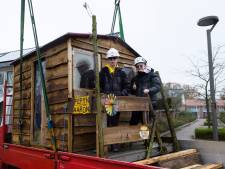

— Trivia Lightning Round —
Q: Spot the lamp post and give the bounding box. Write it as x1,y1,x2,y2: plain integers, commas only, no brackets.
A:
197,16,219,141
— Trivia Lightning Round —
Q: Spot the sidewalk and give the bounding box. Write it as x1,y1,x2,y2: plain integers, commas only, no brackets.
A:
163,118,205,140
176,118,205,140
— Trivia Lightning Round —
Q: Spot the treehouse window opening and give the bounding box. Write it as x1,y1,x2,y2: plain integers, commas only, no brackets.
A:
33,60,46,144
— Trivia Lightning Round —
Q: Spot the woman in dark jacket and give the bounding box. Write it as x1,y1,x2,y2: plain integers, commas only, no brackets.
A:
130,57,161,125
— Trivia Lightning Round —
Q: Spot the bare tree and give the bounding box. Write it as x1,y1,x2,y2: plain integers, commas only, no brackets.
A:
187,45,225,127
219,87,225,100
182,84,200,99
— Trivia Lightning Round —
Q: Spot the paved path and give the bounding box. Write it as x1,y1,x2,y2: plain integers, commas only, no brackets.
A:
175,119,205,140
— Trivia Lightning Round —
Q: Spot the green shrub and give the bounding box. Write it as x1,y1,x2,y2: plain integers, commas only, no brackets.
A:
195,127,225,140
219,112,225,123
174,111,196,128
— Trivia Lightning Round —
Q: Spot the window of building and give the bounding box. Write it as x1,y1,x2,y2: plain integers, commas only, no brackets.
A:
7,71,13,85
72,48,97,89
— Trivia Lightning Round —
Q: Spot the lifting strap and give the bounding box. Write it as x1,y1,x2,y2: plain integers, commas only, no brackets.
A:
18,0,57,151
27,0,57,151
111,0,125,41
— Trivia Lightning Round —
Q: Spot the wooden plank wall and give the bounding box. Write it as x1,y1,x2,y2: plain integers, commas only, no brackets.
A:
13,59,32,145
72,89,96,152
12,42,70,150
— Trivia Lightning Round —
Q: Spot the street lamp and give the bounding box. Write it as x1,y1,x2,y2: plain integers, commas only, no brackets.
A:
197,16,219,141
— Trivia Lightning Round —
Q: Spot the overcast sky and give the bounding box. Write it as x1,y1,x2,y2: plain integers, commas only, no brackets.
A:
0,0,225,86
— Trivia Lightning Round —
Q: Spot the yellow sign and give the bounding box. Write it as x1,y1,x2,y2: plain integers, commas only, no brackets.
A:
73,96,90,114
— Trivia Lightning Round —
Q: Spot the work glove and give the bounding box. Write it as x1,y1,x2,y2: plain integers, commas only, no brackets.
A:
132,83,137,90
143,89,150,94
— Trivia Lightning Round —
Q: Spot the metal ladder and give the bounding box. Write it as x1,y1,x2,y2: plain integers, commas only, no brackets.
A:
2,80,13,143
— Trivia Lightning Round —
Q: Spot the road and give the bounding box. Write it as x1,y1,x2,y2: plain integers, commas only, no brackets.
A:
175,119,205,140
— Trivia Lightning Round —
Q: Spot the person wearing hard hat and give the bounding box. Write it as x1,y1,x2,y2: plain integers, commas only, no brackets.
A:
130,56,161,125
100,48,129,152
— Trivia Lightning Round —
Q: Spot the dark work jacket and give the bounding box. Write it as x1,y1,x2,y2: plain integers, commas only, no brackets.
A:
100,67,129,96
131,71,161,104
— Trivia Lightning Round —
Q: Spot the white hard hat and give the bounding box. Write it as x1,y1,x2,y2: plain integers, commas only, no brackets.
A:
134,57,147,65
106,48,120,58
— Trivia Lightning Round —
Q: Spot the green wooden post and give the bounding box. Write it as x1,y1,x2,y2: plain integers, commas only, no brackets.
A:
156,71,180,151
146,117,156,159
92,15,104,157
155,124,167,154
146,94,166,158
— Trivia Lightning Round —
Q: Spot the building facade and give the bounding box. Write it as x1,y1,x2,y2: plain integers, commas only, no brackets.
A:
184,99,225,118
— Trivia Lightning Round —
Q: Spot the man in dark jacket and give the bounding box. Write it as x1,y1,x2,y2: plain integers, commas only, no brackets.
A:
100,48,129,151
100,48,129,125
130,57,161,125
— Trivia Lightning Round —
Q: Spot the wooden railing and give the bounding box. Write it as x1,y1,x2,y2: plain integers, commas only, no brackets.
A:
100,95,150,156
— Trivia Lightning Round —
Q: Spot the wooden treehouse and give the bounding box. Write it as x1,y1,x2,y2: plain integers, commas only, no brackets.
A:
11,33,176,160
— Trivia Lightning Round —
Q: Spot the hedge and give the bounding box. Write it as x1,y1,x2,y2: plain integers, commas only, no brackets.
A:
220,112,225,123
195,127,225,140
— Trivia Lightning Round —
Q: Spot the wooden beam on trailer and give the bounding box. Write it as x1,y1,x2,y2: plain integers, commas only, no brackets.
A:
193,163,223,169
180,164,202,169
134,149,197,165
